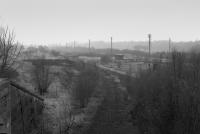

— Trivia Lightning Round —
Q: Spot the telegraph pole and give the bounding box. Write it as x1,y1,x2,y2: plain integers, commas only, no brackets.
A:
148,34,151,69
110,37,113,68
111,37,113,56
73,40,75,48
148,34,151,57
89,39,91,53
169,38,171,53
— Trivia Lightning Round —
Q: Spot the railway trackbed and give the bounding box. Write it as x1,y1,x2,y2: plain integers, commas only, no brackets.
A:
82,74,138,134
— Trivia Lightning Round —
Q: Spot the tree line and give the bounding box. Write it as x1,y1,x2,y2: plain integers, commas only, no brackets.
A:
127,51,200,134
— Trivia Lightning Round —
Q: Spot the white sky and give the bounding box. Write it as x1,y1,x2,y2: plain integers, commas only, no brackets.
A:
0,0,200,45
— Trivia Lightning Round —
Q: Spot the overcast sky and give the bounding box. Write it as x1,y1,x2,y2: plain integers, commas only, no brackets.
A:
0,0,200,45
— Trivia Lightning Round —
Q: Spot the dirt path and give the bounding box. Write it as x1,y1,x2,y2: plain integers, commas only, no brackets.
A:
81,74,138,134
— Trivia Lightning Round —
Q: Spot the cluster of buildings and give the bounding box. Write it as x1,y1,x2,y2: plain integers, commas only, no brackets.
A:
77,52,169,77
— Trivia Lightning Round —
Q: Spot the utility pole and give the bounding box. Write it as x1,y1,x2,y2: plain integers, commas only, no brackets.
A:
148,34,151,57
169,38,171,53
148,34,151,69
73,40,75,48
168,38,171,60
110,37,113,68
111,37,113,56
89,39,91,53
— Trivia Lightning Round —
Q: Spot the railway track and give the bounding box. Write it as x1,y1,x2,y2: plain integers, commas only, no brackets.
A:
82,74,138,134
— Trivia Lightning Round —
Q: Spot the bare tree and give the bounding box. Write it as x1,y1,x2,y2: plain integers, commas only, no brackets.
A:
31,60,53,95
0,26,22,77
74,64,99,108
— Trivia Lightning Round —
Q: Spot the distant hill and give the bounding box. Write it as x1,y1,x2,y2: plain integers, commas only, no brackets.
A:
26,40,200,58
49,40,200,53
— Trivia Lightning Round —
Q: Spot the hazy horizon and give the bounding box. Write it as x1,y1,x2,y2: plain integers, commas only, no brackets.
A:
1,0,200,45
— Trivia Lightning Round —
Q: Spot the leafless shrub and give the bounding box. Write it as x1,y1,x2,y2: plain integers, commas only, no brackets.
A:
62,104,76,134
56,100,76,134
